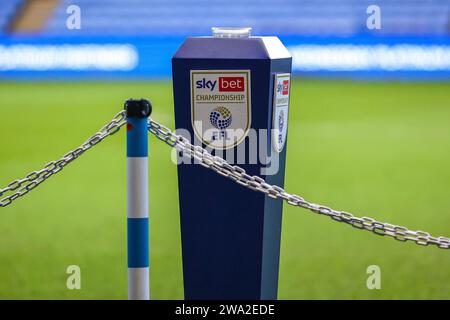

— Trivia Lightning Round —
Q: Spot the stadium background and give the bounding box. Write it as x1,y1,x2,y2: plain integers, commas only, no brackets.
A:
0,0,449,299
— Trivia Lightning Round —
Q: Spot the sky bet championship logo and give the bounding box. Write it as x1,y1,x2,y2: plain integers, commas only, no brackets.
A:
191,70,251,149
272,73,290,153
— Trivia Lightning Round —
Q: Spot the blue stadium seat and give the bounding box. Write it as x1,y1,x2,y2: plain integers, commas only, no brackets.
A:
0,0,23,32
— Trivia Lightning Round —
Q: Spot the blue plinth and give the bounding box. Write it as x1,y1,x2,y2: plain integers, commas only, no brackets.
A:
172,35,292,299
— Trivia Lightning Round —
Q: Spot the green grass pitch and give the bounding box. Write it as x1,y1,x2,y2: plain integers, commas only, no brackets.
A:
0,79,449,299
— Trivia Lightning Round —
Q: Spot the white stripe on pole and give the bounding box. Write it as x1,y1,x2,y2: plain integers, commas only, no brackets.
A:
127,157,149,219
128,267,150,300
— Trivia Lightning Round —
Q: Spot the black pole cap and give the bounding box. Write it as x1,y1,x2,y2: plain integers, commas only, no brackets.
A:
124,99,152,118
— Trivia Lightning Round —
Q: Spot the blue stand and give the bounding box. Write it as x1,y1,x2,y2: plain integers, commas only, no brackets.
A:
173,32,292,299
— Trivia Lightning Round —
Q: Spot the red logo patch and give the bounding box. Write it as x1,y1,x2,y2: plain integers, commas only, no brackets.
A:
218,77,245,92
282,80,289,95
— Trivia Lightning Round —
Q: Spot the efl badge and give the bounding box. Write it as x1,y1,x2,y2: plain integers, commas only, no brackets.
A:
191,70,251,149
272,73,290,153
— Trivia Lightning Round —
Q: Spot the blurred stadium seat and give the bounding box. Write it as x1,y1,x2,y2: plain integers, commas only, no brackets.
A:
0,0,22,32
1,0,449,36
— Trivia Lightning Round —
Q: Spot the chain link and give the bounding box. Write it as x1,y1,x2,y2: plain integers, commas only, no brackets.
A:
148,118,450,249
0,111,127,208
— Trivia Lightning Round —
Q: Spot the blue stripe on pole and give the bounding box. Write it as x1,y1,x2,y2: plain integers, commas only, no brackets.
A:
127,117,148,157
127,217,149,268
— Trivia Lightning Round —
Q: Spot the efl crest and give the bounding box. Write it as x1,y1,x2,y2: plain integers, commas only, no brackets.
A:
272,73,290,153
190,70,251,149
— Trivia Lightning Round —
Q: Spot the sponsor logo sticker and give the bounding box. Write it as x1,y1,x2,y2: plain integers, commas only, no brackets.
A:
191,70,251,149
272,73,290,153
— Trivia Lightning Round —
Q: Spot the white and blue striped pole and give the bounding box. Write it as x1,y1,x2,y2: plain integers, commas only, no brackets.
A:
125,99,152,300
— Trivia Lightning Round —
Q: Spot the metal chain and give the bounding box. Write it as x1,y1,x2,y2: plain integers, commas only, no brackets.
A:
0,110,127,208
148,118,450,249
